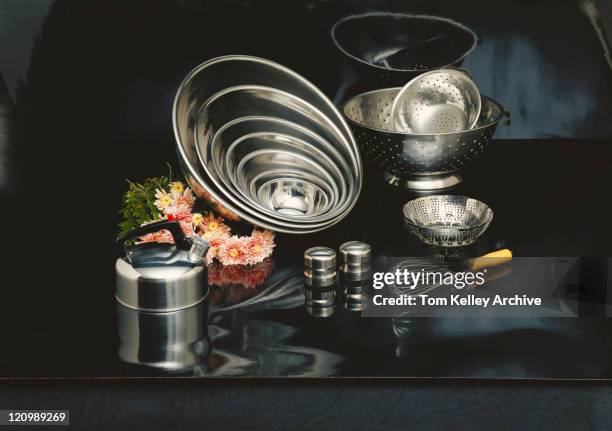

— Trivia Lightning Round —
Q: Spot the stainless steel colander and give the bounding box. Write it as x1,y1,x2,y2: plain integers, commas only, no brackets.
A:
342,87,510,190
403,195,493,247
391,68,481,134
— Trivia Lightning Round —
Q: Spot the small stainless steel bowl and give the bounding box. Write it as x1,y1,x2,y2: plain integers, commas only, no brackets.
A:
222,134,348,216
343,87,510,190
232,149,340,212
255,177,332,216
391,68,481,134
246,169,336,213
403,195,493,247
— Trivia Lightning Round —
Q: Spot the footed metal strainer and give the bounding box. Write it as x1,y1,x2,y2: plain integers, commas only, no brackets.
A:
403,195,493,247
391,68,481,134
342,87,510,190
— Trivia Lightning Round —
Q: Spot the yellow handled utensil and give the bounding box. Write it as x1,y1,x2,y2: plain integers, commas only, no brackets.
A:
468,249,512,271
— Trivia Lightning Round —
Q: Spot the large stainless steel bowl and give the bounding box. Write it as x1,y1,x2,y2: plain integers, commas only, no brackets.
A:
173,55,362,233
343,87,510,190
331,12,478,90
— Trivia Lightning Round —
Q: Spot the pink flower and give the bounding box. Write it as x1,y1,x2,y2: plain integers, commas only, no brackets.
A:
217,236,249,265
244,229,275,264
154,189,173,212
178,219,195,237
205,246,218,266
200,226,231,266
198,213,231,237
172,187,195,210
201,229,229,248
251,229,275,245
155,184,195,217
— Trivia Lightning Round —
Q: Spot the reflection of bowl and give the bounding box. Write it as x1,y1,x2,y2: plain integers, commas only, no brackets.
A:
403,195,493,247
331,13,477,88
343,88,510,190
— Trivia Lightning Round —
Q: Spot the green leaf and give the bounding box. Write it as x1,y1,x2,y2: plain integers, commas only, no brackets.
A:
117,164,180,238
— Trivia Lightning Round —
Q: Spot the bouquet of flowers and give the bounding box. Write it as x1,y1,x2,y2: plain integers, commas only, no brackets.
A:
119,169,275,266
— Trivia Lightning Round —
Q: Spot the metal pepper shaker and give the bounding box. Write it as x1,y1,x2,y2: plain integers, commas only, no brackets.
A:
339,241,372,281
304,247,336,317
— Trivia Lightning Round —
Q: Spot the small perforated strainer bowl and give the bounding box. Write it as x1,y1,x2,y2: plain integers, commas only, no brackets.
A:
403,195,493,247
391,68,481,134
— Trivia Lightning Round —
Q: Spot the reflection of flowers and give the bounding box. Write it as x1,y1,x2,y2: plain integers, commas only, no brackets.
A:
208,259,273,287
245,230,276,265
207,259,274,305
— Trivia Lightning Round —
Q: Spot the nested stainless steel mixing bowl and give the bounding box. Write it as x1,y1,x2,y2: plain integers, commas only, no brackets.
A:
232,149,340,208
252,175,335,216
196,115,353,222
192,86,355,227
207,116,350,189
173,55,362,233
342,87,510,190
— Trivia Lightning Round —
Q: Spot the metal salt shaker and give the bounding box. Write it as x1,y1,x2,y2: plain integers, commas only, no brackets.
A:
304,247,337,316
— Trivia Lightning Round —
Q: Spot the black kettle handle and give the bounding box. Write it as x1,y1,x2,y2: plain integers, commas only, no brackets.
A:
116,219,192,259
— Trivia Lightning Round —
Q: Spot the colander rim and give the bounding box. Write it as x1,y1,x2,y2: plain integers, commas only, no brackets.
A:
342,89,505,137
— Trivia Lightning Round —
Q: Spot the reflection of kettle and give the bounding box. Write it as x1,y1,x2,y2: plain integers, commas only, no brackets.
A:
117,299,211,374
115,220,210,312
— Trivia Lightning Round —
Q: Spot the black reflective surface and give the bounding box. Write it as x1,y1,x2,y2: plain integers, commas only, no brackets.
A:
1,0,612,379
1,137,611,379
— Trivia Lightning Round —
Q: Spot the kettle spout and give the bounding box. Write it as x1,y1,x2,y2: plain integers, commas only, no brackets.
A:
187,236,210,264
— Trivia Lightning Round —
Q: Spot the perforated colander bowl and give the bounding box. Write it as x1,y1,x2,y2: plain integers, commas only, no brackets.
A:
391,69,481,134
403,195,493,247
342,87,510,190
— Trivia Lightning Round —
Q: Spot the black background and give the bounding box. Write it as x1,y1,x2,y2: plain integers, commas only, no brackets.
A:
2,0,612,429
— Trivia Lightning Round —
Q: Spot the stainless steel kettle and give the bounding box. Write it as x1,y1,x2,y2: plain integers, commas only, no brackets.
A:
115,219,210,312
